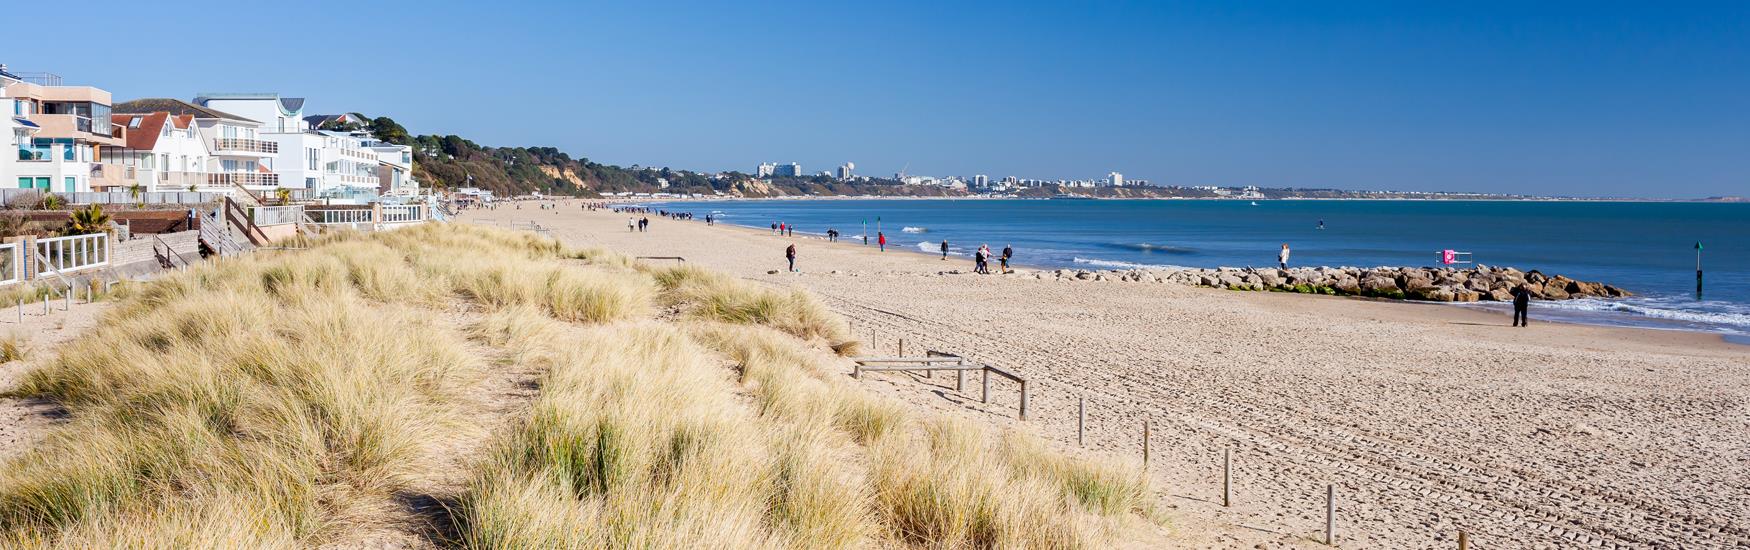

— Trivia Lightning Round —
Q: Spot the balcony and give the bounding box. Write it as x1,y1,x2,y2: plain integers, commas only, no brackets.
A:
211,137,279,155
23,115,122,146
208,172,280,186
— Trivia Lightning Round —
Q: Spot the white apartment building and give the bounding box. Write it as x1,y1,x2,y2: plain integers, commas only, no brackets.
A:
96,111,208,192
195,93,306,133
1107,171,1124,187
269,130,381,202
1,69,121,193
109,99,276,194
361,135,418,196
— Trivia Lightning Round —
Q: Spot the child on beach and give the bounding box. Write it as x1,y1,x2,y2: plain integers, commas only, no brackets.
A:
628,217,636,232
1001,245,1013,273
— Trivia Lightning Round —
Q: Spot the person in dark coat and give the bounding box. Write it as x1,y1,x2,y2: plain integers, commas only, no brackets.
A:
1511,284,1531,327
786,243,798,272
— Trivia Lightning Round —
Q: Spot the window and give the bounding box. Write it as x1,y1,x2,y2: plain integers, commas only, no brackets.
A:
128,116,142,128
160,153,169,170
33,178,49,190
15,177,27,189
306,148,318,170
223,125,238,138
64,177,76,193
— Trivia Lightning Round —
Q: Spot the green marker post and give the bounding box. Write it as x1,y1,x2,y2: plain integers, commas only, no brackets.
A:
1695,242,1703,296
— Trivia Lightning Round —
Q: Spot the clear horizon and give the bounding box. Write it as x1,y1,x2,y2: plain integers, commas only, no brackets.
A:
9,0,1746,198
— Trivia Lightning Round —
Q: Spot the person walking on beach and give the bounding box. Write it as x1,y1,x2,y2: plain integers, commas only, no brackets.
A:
1000,245,1013,273
1511,283,1531,327
1278,243,1291,269
770,222,777,234
628,217,636,232
975,244,992,274
940,240,949,260
786,243,798,273
878,232,886,252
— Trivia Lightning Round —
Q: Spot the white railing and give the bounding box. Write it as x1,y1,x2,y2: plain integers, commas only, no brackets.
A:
312,209,374,225
0,243,20,286
380,205,422,224
251,205,306,227
34,233,109,276
211,137,279,154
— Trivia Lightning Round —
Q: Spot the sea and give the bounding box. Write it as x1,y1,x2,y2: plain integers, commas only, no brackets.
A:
646,199,1750,340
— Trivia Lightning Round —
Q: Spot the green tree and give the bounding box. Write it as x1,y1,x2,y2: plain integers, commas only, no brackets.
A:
370,116,410,145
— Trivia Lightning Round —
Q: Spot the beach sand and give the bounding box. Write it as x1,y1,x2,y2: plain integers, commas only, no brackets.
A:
468,203,1749,549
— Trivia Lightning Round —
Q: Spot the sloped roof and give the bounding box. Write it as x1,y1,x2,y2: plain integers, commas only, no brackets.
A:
113,98,259,124
111,112,169,150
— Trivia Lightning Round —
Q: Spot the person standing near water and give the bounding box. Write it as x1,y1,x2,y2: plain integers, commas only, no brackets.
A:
940,240,949,260
1278,243,1291,269
628,217,636,232
1000,245,1013,273
1511,284,1531,327
786,243,798,273
878,232,886,252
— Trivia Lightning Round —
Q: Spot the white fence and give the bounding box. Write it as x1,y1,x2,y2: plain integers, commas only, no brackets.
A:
34,233,109,276
0,243,20,286
250,205,306,227
0,188,227,206
380,205,423,224
312,209,374,225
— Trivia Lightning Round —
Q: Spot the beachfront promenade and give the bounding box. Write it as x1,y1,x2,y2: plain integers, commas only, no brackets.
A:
466,202,1750,549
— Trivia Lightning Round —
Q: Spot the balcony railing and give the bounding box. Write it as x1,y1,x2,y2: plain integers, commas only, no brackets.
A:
211,137,279,154
208,172,280,186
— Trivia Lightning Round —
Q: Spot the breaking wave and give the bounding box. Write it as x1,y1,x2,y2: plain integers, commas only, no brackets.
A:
902,226,928,233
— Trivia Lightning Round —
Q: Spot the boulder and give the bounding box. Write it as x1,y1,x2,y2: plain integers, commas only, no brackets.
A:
1488,288,1514,302
1334,277,1362,295
1541,285,1570,300
1566,280,1603,297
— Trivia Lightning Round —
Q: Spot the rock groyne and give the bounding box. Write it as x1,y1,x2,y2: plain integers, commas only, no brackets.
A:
1031,265,1629,302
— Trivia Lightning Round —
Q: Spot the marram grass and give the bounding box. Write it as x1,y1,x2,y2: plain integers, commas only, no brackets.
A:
0,223,1157,548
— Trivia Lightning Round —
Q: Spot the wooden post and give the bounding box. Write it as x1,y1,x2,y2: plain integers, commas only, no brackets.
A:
956,369,964,392
898,338,904,357
1324,484,1335,545
1457,531,1468,550
1142,420,1151,470
42,295,48,315
63,288,70,310
1077,397,1086,447
15,298,20,323
1223,449,1232,507
1018,379,1029,420
981,368,990,403
853,364,862,380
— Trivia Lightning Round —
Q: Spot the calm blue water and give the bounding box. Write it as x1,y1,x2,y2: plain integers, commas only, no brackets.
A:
647,199,1750,337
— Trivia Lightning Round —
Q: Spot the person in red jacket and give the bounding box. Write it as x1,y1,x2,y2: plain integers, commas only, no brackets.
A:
877,232,886,252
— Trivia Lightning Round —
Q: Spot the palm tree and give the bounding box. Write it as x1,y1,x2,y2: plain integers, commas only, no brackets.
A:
275,187,292,205
187,184,199,193
41,194,65,210
67,204,111,235
127,184,143,200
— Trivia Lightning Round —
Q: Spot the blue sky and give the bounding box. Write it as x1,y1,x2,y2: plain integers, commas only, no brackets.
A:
9,0,1746,197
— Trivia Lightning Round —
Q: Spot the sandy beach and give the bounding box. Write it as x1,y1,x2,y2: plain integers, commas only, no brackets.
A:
465,203,1748,549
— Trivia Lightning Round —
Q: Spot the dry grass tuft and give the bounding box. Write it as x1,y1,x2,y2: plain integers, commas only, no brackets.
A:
651,265,853,351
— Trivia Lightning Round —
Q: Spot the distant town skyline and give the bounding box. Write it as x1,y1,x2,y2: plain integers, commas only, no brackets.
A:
11,0,1746,198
